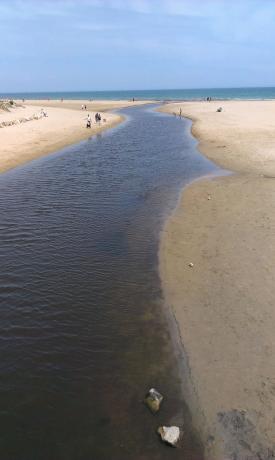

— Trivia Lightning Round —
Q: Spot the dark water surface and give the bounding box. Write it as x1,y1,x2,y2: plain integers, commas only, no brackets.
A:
0,106,218,460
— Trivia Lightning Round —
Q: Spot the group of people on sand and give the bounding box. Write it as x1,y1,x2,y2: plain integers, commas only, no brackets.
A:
86,112,102,128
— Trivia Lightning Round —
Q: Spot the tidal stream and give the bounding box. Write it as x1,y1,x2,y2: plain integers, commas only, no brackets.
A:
0,105,218,459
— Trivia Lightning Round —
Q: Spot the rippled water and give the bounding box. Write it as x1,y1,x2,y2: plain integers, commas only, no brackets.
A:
0,106,218,459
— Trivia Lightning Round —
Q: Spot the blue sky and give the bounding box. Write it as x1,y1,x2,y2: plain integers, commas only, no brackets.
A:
1,0,275,91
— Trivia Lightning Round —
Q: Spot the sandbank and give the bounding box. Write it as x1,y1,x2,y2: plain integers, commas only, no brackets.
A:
160,101,275,458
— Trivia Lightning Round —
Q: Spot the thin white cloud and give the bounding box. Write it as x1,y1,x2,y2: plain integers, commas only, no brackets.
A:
0,0,229,18
85,0,216,16
1,0,274,21
0,0,76,19
74,22,122,31
78,0,241,17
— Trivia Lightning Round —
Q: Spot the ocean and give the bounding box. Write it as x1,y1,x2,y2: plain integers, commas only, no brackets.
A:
1,87,275,101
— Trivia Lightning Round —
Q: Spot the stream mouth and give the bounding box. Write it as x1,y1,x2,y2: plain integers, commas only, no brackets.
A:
0,105,219,460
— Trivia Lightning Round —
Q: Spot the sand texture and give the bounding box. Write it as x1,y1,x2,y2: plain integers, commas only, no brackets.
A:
0,100,150,173
160,102,275,459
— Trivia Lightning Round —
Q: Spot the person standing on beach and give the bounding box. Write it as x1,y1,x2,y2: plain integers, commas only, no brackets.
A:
86,114,91,128
179,108,182,118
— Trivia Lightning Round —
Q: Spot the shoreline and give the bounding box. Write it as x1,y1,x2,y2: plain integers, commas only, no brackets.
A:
0,100,151,174
159,101,275,458
159,100,275,175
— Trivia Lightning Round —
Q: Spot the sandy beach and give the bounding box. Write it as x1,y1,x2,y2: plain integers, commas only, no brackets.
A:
0,99,150,173
22,99,150,112
160,100,275,175
160,101,275,459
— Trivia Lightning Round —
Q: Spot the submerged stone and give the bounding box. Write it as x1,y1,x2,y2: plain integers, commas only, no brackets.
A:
144,388,163,413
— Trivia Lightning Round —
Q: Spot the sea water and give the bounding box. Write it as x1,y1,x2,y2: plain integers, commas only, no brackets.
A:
1,86,275,101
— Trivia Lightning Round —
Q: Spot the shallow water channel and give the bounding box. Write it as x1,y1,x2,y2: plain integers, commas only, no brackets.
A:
0,105,219,459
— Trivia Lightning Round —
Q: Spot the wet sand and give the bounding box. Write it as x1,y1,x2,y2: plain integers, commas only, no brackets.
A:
160,101,275,459
0,100,150,173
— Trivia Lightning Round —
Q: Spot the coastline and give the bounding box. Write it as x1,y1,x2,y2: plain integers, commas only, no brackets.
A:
0,100,150,174
159,101,275,458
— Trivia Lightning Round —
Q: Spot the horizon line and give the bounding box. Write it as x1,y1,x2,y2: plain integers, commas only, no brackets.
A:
1,85,275,95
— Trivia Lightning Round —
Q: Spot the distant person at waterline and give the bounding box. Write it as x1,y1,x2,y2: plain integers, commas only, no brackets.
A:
86,114,91,128
95,113,101,123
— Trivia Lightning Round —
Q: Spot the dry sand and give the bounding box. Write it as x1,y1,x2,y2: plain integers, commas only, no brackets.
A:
0,100,150,173
22,99,151,112
160,101,275,459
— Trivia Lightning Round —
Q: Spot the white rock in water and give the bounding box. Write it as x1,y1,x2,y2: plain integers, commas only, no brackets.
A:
188,262,194,268
158,426,181,447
